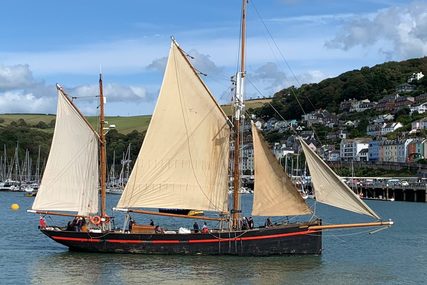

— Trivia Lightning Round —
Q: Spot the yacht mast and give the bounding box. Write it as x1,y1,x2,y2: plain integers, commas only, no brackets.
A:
99,73,107,218
232,0,247,228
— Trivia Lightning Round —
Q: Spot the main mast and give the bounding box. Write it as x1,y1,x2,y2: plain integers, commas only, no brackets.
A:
99,73,107,218
232,0,247,228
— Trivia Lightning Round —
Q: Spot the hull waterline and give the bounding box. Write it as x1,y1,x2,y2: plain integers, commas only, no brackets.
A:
41,221,322,256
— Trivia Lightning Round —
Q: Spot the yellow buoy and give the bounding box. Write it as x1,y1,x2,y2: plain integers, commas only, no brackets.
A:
10,203,20,211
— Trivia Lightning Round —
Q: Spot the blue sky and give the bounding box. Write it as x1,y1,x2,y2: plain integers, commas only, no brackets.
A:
0,0,426,116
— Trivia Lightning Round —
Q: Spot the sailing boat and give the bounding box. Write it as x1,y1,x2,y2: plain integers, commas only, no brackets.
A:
29,0,392,256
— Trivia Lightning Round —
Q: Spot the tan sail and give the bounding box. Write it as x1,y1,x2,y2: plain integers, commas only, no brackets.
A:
32,88,99,216
117,41,230,212
299,138,380,219
251,123,312,216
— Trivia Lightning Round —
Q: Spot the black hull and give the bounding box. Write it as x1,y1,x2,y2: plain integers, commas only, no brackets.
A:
40,221,322,256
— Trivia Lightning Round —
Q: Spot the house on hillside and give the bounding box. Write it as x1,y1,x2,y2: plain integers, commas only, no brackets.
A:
301,109,337,127
366,121,402,137
396,83,415,93
408,72,424,83
410,103,427,115
411,118,427,131
339,99,355,112
344,120,357,127
415,93,427,103
328,150,340,162
349,99,376,112
380,122,403,136
367,124,382,137
395,96,415,109
372,114,394,124
375,95,399,112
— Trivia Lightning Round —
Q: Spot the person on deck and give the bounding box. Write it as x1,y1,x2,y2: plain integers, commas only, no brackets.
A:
265,217,273,228
150,219,154,226
201,222,209,234
76,218,85,232
71,217,79,231
155,225,164,234
248,216,254,229
39,216,47,229
129,218,135,232
193,221,199,233
242,217,249,230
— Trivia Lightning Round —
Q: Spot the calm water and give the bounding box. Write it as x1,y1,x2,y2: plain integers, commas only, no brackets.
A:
1,192,426,285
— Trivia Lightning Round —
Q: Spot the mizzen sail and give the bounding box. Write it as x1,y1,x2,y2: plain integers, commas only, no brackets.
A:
299,138,380,219
252,123,312,216
32,87,99,216
117,41,230,212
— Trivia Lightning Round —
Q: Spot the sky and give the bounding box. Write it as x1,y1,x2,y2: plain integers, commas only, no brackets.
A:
0,0,426,116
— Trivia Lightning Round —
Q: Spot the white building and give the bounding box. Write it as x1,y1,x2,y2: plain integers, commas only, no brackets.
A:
340,138,371,161
410,103,427,115
411,118,427,131
397,139,413,163
408,72,424,83
380,122,403,136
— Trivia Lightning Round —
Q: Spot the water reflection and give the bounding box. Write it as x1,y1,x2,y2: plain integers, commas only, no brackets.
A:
30,252,323,285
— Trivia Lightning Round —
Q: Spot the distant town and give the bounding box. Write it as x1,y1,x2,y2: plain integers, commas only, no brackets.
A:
242,71,427,177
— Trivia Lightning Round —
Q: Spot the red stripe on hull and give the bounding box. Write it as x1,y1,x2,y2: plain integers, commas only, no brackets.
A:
52,229,317,244
52,236,101,243
188,229,317,243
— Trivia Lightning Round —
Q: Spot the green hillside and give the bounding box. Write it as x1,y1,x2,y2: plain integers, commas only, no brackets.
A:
0,114,151,134
254,56,427,120
0,99,271,134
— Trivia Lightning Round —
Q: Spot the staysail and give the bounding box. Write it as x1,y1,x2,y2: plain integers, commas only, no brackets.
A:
299,138,380,219
31,87,99,216
117,41,230,212
251,123,312,216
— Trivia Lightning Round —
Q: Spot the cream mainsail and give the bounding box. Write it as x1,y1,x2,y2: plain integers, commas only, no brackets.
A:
251,123,312,216
32,88,99,216
117,41,230,212
300,138,380,219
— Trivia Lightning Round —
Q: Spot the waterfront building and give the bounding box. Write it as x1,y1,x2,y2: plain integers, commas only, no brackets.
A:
381,140,398,162
368,140,381,161
340,138,371,161
397,139,413,163
407,139,426,162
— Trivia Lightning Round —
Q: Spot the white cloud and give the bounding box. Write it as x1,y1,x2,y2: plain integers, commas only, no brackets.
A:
0,64,37,90
326,1,427,59
147,56,167,73
187,49,224,77
249,62,287,92
70,83,154,103
0,90,55,113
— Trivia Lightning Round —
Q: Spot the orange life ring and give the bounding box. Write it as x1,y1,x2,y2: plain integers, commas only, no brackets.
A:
90,215,101,225
103,215,110,223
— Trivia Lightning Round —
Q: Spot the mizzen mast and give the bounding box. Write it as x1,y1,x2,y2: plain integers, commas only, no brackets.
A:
99,73,107,218
232,0,247,228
